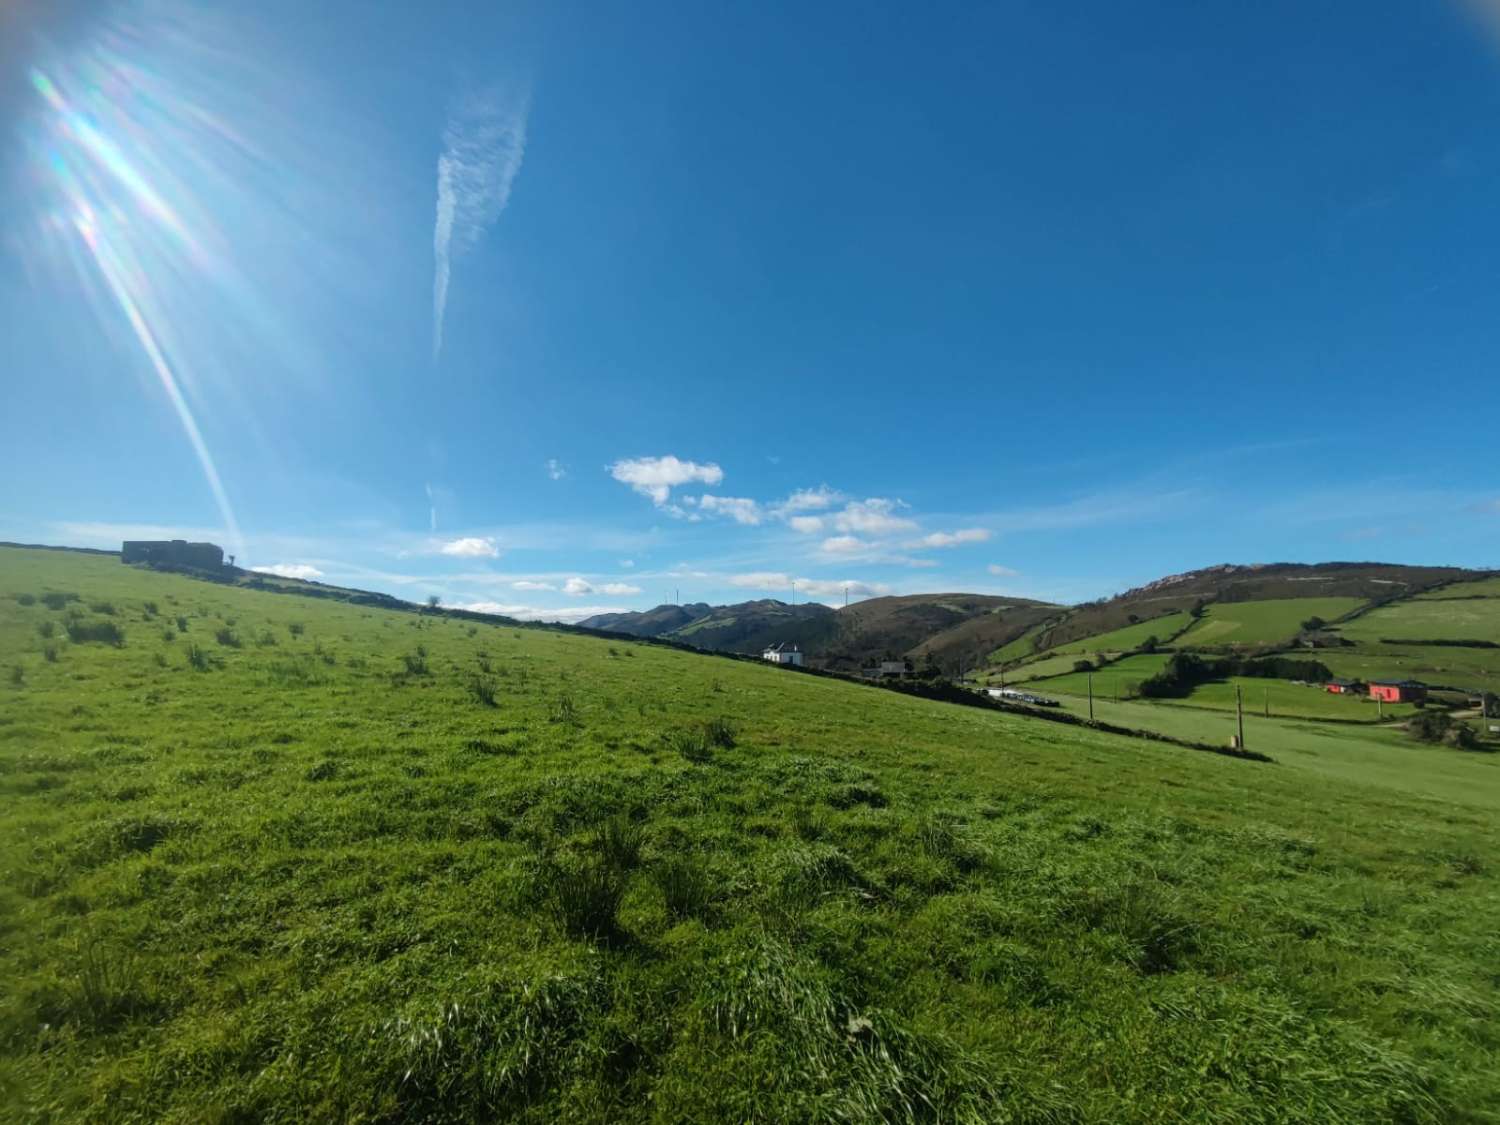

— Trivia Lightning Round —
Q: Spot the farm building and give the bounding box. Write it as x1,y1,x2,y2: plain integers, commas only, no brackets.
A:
761,642,804,667
863,660,911,679
1325,678,1363,695
121,540,225,570
1369,680,1427,703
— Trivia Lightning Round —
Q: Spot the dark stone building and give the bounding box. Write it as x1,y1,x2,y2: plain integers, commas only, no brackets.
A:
121,540,225,570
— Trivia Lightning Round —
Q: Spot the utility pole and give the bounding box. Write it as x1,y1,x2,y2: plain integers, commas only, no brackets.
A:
791,579,796,607
1088,673,1094,722
844,584,849,609
1236,685,1246,750
1264,686,1269,718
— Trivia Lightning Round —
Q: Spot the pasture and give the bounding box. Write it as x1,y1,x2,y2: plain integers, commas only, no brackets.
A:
1339,593,1500,645
1174,597,1367,647
2,547,1498,1123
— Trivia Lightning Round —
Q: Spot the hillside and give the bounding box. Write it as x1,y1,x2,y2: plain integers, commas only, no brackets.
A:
994,562,1486,669
580,599,835,653
2,545,1498,1121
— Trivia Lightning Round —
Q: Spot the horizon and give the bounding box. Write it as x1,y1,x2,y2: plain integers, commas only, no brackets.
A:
4,0,1500,622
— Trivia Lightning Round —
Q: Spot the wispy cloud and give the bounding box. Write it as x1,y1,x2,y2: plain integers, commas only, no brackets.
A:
832,498,917,536
727,572,890,601
512,579,555,591
909,528,991,549
987,563,1019,577
546,459,566,480
432,85,529,359
697,495,763,525
821,535,867,554
609,455,724,505
450,600,628,624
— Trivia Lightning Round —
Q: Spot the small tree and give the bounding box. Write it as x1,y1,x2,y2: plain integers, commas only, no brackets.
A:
1073,659,1094,673
426,594,441,612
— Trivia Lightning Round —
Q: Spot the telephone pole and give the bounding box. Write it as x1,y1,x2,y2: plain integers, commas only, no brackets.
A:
1088,673,1094,722
1236,685,1246,750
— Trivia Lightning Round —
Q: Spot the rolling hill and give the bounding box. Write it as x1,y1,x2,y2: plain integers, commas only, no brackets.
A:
2,544,1498,1121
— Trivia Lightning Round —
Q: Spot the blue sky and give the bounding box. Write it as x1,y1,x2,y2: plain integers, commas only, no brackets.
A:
3,0,1499,620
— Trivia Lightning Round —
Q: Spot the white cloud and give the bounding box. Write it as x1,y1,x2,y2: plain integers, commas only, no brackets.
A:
512,579,555,591
620,559,635,568
600,582,643,596
988,563,1020,577
251,563,324,581
776,486,841,513
563,577,594,596
438,536,500,558
609,455,724,505
546,459,566,480
726,572,890,599
788,515,824,534
451,601,628,624
820,535,867,554
432,86,529,358
911,528,991,549
833,498,917,536
697,495,763,525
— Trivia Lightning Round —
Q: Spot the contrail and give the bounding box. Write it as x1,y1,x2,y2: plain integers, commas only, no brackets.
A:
432,86,529,359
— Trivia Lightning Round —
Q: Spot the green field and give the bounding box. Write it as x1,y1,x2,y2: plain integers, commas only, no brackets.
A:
1175,597,1367,647
1311,644,1500,693
1041,695,1500,810
1016,653,1173,697
989,614,1189,667
3,547,1499,1122
1031,660,1416,722
1415,576,1500,600
1340,594,1500,644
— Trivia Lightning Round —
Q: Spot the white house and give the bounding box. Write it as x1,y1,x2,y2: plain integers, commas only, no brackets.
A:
762,642,804,666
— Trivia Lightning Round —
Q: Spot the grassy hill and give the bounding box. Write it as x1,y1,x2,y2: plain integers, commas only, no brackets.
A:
1172,597,1367,648
2,546,1499,1121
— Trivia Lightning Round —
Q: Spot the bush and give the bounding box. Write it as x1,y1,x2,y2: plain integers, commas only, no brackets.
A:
43,645,58,663
1300,615,1326,633
596,814,645,872
36,621,55,639
214,627,241,648
41,592,75,611
16,593,37,606
288,622,304,637
89,601,116,615
185,644,212,672
175,615,189,633
9,665,23,687
143,601,158,617
469,676,498,707
549,860,625,939
667,726,713,763
1409,710,1453,743
256,631,278,647
704,716,737,749
654,855,712,921
1072,659,1094,673
65,619,125,647
401,651,429,676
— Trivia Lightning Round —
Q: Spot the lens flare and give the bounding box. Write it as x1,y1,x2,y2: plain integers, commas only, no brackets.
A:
26,49,243,556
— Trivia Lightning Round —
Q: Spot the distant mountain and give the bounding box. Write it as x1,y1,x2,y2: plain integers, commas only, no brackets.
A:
578,602,714,638
579,599,833,653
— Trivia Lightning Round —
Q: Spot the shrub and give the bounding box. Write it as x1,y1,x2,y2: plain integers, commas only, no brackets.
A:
667,726,713,763
90,601,115,615
175,615,189,633
16,593,37,606
9,665,23,687
143,601,158,617
214,627,241,648
257,630,278,647
72,935,150,1032
704,716,737,749
65,619,125,647
185,644,212,671
41,592,75,611
401,651,429,676
1409,711,1453,743
550,694,578,724
36,621,55,639
43,645,58,663
596,814,645,872
1300,615,1327,633
655,855,712,921
1072,659,1094,673
469,676,498,707
288,622,304,637
549,860,625,939
476,653,492,674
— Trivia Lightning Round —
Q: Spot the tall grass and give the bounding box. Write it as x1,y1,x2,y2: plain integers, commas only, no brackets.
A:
65,618,124,646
